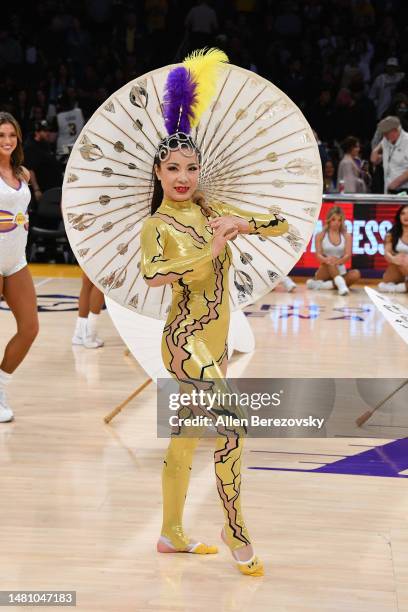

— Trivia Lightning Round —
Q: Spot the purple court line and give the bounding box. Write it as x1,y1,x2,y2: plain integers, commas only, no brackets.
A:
248,438,408,478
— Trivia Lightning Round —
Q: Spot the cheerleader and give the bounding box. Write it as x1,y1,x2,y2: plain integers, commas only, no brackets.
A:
306,206,361,295
72,273,105,348
0,112,39,422
378,204,408,293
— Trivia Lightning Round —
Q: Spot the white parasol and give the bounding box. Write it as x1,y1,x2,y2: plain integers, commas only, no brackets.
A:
62,62,322,319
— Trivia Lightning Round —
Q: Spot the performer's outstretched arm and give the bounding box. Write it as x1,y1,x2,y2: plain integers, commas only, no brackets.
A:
140,218,213,287
209,201,289,237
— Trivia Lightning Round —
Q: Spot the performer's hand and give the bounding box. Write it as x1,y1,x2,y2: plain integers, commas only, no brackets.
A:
209,215,242,235
211,225,238,258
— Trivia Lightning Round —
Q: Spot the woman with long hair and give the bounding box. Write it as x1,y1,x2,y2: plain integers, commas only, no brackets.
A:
306,205,361,295
378,204,408,293
0,112,39,422
140,50,289,576
337,136,369,193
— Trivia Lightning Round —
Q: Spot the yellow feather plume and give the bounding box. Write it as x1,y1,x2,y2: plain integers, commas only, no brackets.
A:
183,48,229,127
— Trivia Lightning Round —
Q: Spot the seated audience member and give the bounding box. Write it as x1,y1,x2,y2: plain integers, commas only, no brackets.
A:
24,120,63,196
55,92,84,160
323,159,337,193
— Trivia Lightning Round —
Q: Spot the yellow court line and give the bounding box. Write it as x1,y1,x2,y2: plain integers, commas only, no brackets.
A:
29,264,83,279
28,264,379,284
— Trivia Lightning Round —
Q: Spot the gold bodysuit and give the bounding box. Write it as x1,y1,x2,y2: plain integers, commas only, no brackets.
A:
141,198,288,552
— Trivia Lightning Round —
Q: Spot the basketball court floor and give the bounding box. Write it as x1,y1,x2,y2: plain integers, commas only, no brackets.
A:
1,266,407,611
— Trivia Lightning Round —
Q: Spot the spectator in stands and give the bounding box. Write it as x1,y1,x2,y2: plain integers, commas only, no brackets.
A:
274,1,302,39
283,58,306,107
332,88,356,143
378,204,408,293
370,58,405,120
323,160,337,193
49,63,76,103
348,79,377,146
55,93,84,161
371,94,408,148
14,89,30,135
29,90,57,127
113,10,144,60
24,120,63,196
307,89,334,144
313,129,329,168
66,17,92,66
337,136,368,193
341,54,363,90
351,34,374,85
371,116,408,194
185,1,218,49
0,29,23,69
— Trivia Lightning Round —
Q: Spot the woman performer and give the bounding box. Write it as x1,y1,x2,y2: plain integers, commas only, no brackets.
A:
378,204,408,293
140,50,289,576
72,272,105,348
306,205,360,295
0,112,39,422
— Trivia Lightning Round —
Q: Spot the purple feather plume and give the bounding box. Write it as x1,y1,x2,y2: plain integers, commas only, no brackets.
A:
163,66,197,135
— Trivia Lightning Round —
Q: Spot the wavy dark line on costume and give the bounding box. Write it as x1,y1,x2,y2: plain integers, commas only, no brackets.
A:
215,437,250,547
154,212,207,244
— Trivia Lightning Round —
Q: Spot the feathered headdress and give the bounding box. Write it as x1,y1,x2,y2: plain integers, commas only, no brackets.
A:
162,48,229,136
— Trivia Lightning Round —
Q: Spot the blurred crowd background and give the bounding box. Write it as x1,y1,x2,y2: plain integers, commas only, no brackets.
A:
1,0,408,203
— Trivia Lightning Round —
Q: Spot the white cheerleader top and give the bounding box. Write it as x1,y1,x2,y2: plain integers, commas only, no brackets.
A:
322,232,346,258
0,175,31,238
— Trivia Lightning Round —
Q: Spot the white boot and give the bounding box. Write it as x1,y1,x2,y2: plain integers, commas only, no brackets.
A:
306,279,333,290
84,312,104,349
72,316,88,345
320,280,334,289
282,276,297,292
306,279,323,290
334,275,349,296
0,369,13,423
378,282,407,293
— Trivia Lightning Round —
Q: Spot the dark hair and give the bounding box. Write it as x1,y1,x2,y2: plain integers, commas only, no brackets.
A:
150,154,164,215
341,136,359,154
0,112,24,178
390,204,408,251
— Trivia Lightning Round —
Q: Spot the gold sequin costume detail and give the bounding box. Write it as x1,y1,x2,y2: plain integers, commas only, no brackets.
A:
141,198,288,552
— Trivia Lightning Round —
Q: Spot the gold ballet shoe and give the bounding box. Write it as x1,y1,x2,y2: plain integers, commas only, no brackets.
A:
157,535,218,554
221,528,264,576
235,554,264,577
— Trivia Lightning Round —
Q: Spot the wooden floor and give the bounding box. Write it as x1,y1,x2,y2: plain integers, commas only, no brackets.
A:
1,268,408,611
